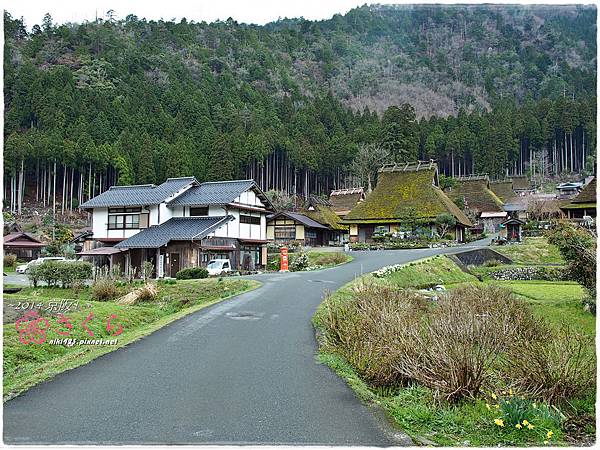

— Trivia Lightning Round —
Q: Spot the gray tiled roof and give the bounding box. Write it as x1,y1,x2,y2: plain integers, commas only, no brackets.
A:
267,211,328,229
81,177,197,208
167,180,257,206
115,216,233,249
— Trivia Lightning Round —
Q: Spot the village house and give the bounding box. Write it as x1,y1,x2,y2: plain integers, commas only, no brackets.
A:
342,161,472,242
266,211,332,246
556,181,583,199
328,187,365,218
560,176,596,221
3,232,45,261
447,175,505,233
80,177,274,277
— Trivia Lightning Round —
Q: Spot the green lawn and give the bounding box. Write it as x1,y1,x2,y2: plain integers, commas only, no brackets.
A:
493,237,564,265
489,280,593,335
379,255,478,288
3,278,259,400
314,255,595,446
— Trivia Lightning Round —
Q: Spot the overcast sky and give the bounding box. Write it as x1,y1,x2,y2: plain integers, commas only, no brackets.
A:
5,0,394,28
4,0,590,29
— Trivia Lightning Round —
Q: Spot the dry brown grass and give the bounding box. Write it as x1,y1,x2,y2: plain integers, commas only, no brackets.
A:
321,282,594,404
506,324,596,403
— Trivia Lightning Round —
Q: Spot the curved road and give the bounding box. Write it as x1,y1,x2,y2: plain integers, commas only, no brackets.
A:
4,241,489,445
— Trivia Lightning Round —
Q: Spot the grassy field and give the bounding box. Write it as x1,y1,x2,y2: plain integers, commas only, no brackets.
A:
3,278,259,400
267,249,352,271
493,237,564,265
491,280,593,335
378,255,478,288
314,255,595,446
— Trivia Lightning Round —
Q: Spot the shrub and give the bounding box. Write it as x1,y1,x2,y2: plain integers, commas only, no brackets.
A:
403,285,546,402
91,278,120,301
505,324,596,404
4,253,17,267
311,252,347,266
175,267,208,279
322,281,429,386
26,260,91,288
142,261,154,280
290,253,309,271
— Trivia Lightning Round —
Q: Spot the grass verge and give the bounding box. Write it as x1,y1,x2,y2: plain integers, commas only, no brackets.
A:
493,237,564,265
3,278,260,400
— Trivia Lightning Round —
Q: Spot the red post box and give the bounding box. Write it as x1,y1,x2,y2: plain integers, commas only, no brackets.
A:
279,247,289,272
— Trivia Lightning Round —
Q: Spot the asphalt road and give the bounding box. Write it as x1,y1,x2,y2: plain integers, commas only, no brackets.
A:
4,241,490,445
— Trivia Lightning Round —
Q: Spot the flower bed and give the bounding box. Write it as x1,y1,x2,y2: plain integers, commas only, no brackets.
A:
489,266,566,281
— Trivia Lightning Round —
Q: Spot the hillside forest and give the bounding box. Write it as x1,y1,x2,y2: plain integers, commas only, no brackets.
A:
3,5,597,215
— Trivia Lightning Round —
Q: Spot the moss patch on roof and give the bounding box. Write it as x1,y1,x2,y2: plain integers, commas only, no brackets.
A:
302,204,347,231
490,181,516,202
450,179,504,213
344,168,472,227
572,177,596,204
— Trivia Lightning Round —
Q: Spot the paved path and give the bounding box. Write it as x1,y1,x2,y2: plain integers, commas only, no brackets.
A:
3,241,490,445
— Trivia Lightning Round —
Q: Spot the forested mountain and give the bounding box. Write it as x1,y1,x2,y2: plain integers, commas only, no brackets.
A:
3,4,597,215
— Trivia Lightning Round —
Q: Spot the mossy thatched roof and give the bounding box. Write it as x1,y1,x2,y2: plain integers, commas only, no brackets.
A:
511,176,531,191
302,197,347,231
490,181,516,202
328,188,365,216
343,167,472,227
561,177,596,210
450,178,504,214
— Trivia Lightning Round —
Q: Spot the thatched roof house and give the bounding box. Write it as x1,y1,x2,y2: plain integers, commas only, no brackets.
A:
343,161,472,242
560,177,596,220
328,188,365,218
302,196,347,232
511,175,532,192
490,180,516,202
449,175,504,216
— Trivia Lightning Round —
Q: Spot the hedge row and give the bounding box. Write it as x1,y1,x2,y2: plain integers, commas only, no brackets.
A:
28,260,93,288
175,267,208,279
488,266,566,281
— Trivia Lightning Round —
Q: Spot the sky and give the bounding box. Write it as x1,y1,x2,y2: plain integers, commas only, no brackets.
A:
4,0,592,29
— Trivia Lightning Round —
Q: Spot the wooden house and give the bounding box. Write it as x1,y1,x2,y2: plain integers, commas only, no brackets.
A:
3,232,45,261
266,211,331,246
342,161,472,242
560,177,596,220
81,177,274,277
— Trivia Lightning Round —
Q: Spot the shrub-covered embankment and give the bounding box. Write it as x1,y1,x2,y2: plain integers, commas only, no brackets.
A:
313,256,596,446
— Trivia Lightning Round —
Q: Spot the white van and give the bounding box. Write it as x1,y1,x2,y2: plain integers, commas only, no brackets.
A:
16,257,67,274
206,259,232,276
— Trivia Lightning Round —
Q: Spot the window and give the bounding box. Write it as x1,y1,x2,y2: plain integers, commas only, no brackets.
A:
240,214,261,225
274,226,296,240
190,207,209,216
108,212,140,230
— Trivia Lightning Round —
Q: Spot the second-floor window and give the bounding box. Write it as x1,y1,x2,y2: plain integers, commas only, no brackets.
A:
108,207,141,230
190,206,209,216
240,214,261,225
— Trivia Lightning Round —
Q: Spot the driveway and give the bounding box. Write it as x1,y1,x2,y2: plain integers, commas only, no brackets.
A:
3,273,29,287
3,240,490,445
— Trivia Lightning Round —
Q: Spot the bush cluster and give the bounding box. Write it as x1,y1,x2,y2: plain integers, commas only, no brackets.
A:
91,278,120,301
289,253,309,271
28,260,93,288
175,267,208,279
321,283,595,404
489,266,566,281
4,253,17,267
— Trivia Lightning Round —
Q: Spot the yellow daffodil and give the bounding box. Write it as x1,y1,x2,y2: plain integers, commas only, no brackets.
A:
522,420,529,426
528,424,535,430
516,424,522,429
546,431,554,439
494,404,500,409
509,388,513,396
533,403,537,408
485,403,491,410
491,393,497,400
544,441,549,445
494,418,504,427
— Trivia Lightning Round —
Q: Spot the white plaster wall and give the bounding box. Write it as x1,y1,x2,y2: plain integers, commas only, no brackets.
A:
92,208,108,238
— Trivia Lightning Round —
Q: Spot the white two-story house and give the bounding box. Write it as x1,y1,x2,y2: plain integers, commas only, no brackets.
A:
80,177,274,277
